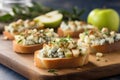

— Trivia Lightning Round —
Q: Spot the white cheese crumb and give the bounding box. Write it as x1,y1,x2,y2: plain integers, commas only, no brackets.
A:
116,34,120,40
106,37,114,44
101,28,108,34
100,39,106,45
110,31,116,37
89,35,95,40
60,22,69,31
96,52,103,57
84,36,90,44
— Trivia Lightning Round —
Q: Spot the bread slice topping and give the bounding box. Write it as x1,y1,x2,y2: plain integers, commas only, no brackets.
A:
15,28,58,45
4,19,44,34
60,21,94,32
39,37,89,58
78,28,120,46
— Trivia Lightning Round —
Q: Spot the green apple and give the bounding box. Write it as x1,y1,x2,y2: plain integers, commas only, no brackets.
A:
34,10,63,28
87,8,119,31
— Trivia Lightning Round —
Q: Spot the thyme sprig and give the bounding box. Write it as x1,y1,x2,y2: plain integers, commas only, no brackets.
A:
48,69,58,75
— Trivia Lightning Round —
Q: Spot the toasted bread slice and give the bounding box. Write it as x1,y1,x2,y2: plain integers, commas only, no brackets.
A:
91,40,120,53
34,50,89,69
57,27,84,38
13,40,43,53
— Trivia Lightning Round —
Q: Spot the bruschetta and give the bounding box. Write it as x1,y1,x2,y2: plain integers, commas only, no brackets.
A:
78,27,120,53
34,37,89,69
13,28,58,53
57,21,96,38
3,19,44,40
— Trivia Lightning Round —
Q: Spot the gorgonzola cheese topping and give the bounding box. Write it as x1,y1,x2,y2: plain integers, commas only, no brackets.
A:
15,28,58,45
5,19,44,34
60,21,94,32
39,37,89,58
78,28,120,46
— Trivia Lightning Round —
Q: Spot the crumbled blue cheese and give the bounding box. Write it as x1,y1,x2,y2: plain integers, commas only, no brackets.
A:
105,37,114,44
39,38,88,58
26,35,34,40
84,36,90,44
110,31,116,37
5,19,44,33
89,35,95,40
25,40,35,45
60,22,70,31
96,52,103,57
38,38,45,43
58,52,65,58
78,27,120,46
93,40,100,45
60,21,94,32
99,39,106,45
116,34,120,40
15,29,58,45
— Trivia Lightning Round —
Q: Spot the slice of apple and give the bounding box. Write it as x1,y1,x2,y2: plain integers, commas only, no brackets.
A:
35,10,63,28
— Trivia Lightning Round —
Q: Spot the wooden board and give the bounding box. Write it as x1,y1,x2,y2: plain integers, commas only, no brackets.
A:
0,35,120,80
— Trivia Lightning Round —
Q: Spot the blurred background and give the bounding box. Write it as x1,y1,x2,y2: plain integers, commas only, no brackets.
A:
0,0,120,20
34,0,120,20
33,0,120,20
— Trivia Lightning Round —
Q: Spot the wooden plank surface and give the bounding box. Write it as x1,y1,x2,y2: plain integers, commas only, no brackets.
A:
0,35,120,80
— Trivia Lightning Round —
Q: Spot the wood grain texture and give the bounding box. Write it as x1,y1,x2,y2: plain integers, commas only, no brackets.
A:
0,35,120,80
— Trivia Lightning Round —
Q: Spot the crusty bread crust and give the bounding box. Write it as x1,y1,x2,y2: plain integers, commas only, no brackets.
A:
91,40,120,53
57,27,84,38
3,31,15,40
13,40,43,53
34,50,89,69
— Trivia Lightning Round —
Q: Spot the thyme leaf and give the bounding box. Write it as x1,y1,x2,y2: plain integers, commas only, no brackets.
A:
48,69,58,75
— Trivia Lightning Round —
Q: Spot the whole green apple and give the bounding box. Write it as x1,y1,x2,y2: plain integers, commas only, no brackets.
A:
87,8,119,31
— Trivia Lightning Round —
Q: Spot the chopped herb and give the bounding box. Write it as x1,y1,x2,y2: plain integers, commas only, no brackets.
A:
84,30,89,35
59,38,69,43
17,39,22,43
48,69,58,75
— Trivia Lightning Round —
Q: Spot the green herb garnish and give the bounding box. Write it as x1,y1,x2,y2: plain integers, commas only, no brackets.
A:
84,29,89,35
17,39,22,44
48,69,58,75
